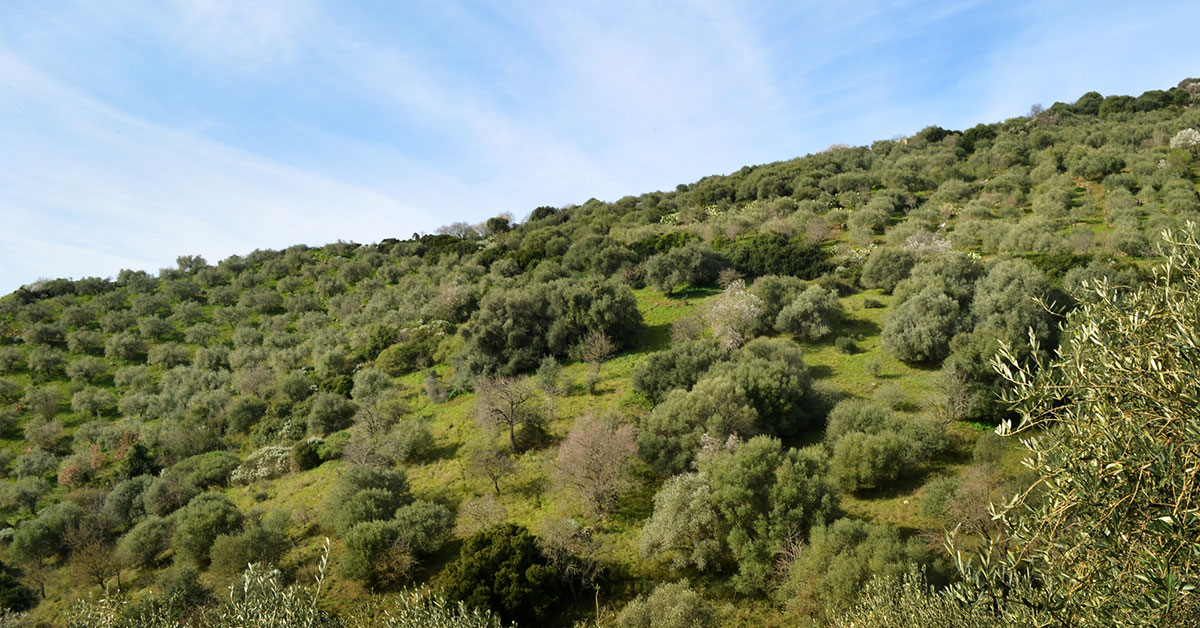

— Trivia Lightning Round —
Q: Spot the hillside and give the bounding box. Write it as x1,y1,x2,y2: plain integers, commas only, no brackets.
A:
0,79,1199,626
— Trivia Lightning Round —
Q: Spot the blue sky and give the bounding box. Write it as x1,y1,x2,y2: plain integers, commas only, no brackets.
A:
2,0,1198,293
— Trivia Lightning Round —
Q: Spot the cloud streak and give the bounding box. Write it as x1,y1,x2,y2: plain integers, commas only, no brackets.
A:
1,0,1199,293
0,51,438,292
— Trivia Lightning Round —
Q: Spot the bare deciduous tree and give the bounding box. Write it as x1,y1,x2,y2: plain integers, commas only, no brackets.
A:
458,494,507,535
467,438,517,496
66,517,121,592
539,518,605,600
572,330,615,375
475,376,542,451
554,412,638,516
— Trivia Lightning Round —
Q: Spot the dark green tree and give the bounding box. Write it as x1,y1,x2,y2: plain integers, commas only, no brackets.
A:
440,523,560,625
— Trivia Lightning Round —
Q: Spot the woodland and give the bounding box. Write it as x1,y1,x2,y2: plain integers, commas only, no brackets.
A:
0,79,1198,627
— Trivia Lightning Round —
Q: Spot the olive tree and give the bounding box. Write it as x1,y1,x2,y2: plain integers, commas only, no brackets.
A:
640,437,837,594
860,247,916,293
881,286,967,363
836,224,1200,627
618,580,718,628
172,493,244,567
775,285,843,340
645,242,723,294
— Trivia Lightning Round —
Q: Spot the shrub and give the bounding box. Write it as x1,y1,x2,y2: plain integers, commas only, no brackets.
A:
705,337,820,437
645,242,723,294
892,251,984,306
716,233,826,278
640,438,837,594
824,399,895,445
291,439,323,471
393,419,436,463
324,464,410,521
881,286,965,363
971,431,1007,466
638,473,724,573
103,474,153,530
173,493,244,567
637,377,757,476
459,278,642,375
118,515,173,569
307,392,357,436
702,437,836,593
631,338,727,404
376,341,435,376
173,450,242,488
155,564,210,611
11,501,82,565
750,275,809,331
392,500,454,554
209,520,288,577
333,488,406,535
775,285,843,340
143,471,200,517
0,560,35,613
780,518,933,616
341,520,417,588
617,580,717,628
229,446,291,485
317,431,350,461
225,396,267,434
860,247,916,293
829,431,911,492
380,589,509,628
971,258,1057,350
939,328,1012,423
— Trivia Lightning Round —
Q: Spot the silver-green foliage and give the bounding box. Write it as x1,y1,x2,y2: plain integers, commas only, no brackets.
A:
640,437,836,594
617,580,717,628
775,285,842,341
380,589,509,628
837,225,1200,626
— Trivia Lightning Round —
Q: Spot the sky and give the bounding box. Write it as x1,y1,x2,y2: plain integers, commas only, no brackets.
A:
1,1,1199,294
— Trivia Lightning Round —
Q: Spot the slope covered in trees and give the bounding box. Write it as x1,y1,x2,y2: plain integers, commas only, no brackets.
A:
0,79,1198,626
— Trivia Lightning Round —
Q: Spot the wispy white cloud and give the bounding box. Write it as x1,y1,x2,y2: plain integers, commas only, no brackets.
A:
2,0,1200,294
158,0,317,69
0,51,437,292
